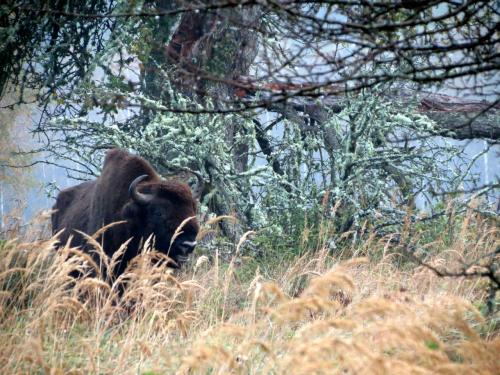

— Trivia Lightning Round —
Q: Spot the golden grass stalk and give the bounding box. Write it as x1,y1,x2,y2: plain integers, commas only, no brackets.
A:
0,211,498,374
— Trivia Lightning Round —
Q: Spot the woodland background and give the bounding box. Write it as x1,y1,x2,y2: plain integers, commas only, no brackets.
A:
0,1,498,373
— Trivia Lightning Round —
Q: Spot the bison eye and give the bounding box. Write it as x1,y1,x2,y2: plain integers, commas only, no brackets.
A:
152,209,164,218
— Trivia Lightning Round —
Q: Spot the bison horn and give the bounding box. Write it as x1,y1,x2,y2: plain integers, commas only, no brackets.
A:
129,175,153,205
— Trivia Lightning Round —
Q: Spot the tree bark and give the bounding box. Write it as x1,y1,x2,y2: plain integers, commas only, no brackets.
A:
257,88,500,141
417,94,500,140
152,4,263,237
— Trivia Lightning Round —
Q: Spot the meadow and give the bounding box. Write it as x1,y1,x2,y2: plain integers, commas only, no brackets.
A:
0,210,498,374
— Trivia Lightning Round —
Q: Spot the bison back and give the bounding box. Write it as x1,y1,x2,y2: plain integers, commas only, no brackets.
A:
52,180,95,248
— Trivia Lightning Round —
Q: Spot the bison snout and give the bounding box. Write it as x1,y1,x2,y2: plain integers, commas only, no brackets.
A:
172,239,197,257
179,240,197,255
170,239,197,265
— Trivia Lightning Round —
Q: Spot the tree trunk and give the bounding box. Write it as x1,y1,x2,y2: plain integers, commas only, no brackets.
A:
145,3,262,237
418,94,500,140
247,86,500,141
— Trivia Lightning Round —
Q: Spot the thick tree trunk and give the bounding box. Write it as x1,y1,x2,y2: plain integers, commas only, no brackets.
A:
258,89,500,141
147,4,262,237
418,94,500,140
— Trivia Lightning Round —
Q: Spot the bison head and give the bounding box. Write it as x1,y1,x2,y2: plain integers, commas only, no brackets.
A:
123,174,200,266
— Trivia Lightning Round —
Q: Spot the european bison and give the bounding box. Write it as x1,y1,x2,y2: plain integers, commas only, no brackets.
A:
51,149,200,277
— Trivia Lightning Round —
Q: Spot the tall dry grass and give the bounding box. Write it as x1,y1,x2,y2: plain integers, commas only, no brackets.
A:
0,210,498,374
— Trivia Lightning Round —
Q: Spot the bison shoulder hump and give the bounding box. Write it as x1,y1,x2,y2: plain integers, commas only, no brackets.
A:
103,148,129,166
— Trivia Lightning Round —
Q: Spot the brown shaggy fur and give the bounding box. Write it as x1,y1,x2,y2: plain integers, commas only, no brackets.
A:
52,149,199,277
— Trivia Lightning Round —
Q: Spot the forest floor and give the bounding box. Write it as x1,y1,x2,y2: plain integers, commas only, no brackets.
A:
0,210,498,374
